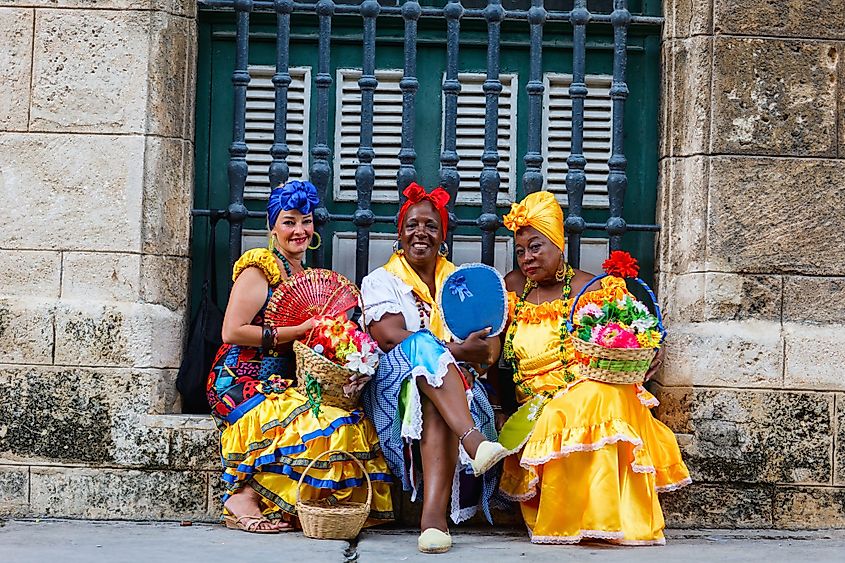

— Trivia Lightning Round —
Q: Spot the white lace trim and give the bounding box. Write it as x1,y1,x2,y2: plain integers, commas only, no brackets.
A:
364,301,405,325
632,464,656,474
498,474,539,503
655,477,692,493
449,466,479,524
520,433,644,469
400,379,425,441
635,384,660,408
408,348,454,388
530,530,625,545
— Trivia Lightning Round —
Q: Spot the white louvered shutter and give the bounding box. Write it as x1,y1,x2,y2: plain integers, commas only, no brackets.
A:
542,74,613,208
450,73,518,205
334,69,404,202
244,66,311,200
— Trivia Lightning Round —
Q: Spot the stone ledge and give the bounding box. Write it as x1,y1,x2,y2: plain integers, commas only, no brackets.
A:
0,2,197,18
0,465,29,517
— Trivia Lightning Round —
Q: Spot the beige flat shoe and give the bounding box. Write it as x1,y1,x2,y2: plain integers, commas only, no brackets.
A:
469,440,508,476
418,528,452,554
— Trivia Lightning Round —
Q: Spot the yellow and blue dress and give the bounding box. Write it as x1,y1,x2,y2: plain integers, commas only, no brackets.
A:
499,277,690,545
206,248,394,524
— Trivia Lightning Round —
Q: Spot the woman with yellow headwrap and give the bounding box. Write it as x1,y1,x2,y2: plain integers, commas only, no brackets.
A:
497,191,690,545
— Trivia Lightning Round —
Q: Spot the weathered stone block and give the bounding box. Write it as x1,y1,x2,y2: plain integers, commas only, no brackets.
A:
54,301,184,368
170,426,218,470
141,254,189,311
30,467,207,520
660,320,783,388
0,8,33,131
773,487,845,529
0,366,176,466
784,276,845,324
206,470,224,521
711,38,838,156
147,12,191,138
658,272,706,324
715,1,845,40
142,137,192,256
704,273,782,322
836,393,845,485
62,251,142,302
707,157,845,276
0,465,29,517
30,9,153,133
660,38,712,158
658,156,709,274
784,323,845,391
0,250,61,298
0,2,196,17
661,483,773,529
0,133,145,252
0,298,54,365
652,387,834,485
664,0,712,39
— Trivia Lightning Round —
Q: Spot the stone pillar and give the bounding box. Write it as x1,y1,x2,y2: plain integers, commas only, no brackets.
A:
0,1,217,520
657,0,845,528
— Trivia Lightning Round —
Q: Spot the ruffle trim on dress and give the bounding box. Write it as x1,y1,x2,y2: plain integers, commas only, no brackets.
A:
656,476,692,493
635,384,660,408
520,426,645,469
529,530,626,545
497,473,539,503
401,349,456,441
364,301,405,325
450,466,478,524
231,248,281,286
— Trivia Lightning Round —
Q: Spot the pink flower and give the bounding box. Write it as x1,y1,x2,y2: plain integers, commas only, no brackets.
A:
591,323,641,349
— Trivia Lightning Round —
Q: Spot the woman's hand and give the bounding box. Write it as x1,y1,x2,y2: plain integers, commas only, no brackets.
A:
643,346,666,383
342,373,372,397
451,327,493,364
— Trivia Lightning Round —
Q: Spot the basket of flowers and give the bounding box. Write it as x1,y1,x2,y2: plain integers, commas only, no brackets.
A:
265,269,379,414
565,251,665,384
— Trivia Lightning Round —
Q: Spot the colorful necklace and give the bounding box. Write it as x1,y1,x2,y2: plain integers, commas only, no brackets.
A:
503,265,575,398
272,247,293,277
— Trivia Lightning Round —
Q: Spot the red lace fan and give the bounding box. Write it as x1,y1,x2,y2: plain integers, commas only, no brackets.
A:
264,269,361,328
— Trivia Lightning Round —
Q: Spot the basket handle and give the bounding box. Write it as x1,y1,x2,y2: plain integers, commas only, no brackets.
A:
295,448,373,512
565,274,666,344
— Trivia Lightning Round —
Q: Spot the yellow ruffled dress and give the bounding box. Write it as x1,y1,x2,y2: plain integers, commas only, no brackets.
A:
209,249,394,524
499,277,690,545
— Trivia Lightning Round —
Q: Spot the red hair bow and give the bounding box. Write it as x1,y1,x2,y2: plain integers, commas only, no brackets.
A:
398,182,451,238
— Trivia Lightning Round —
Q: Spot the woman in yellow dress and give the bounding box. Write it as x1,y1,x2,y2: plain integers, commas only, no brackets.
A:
206,180,393,532
497,191,690,545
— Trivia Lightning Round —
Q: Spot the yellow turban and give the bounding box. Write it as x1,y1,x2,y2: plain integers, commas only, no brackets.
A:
502,191,565,251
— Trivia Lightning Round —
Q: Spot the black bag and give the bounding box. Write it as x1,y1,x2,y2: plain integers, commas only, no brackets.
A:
176,218,224,414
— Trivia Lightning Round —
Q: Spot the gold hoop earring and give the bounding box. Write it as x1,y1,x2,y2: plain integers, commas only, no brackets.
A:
267,232,277,252
439,242,449,257
555,256,566,282
307,232,322,250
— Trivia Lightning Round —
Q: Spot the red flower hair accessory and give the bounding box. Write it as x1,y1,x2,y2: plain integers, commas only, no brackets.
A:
397,182,451,238
602,250,639,279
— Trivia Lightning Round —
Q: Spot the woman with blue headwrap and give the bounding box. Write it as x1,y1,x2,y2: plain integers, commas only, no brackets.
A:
206,180,394,533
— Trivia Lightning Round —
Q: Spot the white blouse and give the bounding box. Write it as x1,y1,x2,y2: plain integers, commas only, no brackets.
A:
360,267,431,333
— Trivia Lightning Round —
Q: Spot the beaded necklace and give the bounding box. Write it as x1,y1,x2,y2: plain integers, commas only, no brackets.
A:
272,247,293,277
503,265,575,398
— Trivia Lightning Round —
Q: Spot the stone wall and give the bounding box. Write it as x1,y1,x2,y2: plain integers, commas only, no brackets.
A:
0,1,221,520
656,0,845,529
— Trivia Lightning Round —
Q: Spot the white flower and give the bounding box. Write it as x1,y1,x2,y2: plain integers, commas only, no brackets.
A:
632,300,650,314
629,317,656,333
574,303,603,323
344,349,378,375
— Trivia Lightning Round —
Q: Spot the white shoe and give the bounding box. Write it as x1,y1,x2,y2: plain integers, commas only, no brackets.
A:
469,440,508,476
418,528,452,554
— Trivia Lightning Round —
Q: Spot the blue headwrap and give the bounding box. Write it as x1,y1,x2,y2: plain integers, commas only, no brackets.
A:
267,180,320,228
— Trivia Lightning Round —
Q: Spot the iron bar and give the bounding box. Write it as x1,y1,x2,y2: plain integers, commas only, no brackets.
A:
309,0,335,268
478,0,504,267
563,0,589,269
440,0,463,258
352,0,380,286
396,1,421,201
521,0,545,197
226,0,253,269
269,0,294,190
606,0,631,251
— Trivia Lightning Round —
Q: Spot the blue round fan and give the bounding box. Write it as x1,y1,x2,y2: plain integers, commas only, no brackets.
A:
439,263,507,341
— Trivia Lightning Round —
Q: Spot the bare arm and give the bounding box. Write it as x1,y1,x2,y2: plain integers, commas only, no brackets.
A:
368,312,411,354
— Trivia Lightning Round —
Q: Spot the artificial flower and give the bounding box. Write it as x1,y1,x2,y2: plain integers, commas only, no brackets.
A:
602,250,639,279
629,317,657,333
591,323,640,349
574,302,603,324
637,331,662,349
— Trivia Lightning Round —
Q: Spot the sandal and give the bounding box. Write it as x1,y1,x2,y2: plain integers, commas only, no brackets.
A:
224,514,292,534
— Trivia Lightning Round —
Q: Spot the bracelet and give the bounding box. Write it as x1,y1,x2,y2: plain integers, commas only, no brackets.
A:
490,404,502,412
261,325,274,350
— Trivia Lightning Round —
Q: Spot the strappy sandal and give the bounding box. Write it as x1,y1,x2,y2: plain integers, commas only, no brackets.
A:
224,514,291,534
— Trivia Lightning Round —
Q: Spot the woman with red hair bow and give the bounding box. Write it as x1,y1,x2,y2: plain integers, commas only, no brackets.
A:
360,183,508,554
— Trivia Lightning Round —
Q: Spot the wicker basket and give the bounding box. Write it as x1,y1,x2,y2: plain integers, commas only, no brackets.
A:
566,274,665,385
294,340,362,412
296,449,372,540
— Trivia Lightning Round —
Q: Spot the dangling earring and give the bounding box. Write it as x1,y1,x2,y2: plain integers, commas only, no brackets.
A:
555,255,566,282
439,242,449,257
392,240,403,255
308,232,322,250
267,232,277,252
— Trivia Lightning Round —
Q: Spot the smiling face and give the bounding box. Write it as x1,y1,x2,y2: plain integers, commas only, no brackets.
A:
399,200,443,269
514,226,562,283
271,209,314,255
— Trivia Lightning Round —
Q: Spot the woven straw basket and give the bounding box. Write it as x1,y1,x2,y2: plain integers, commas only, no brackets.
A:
296,449,372,540
294,340,361,411
566,274,665,385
